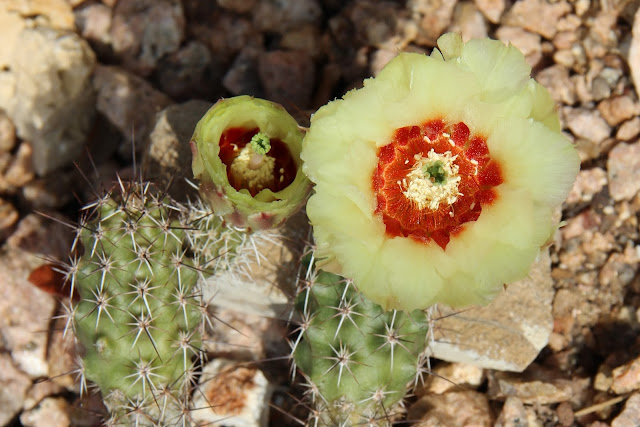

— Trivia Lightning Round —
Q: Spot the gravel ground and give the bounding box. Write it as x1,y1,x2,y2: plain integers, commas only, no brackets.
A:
1,0,640,426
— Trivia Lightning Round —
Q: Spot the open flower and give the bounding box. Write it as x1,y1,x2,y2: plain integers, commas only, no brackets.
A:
301,33,580,311
191,96,311,230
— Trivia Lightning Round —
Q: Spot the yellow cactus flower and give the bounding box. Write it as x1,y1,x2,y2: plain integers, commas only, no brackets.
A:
301,33,580,311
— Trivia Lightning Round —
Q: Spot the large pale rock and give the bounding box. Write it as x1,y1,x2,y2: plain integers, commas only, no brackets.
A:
429,251,553,372
0,26,96,175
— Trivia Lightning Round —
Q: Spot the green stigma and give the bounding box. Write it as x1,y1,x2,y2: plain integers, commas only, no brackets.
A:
250,132,271,155
423,161,447,185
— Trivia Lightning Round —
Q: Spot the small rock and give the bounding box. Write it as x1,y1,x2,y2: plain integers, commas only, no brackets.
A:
252,0,322,33
473,0,506,23
535,64,575,105
497,26,543,68
74,3,113,57
487,365,575,404
617,117,640,141
6,212,73,260
203,13,262,64
110,0,185,76
553,30,578,50
155,40,222,101
421,362,485,395
502,0,571,39
0,27,96,175
281,24,323,59
612,356,640,394
0,353,32,426
556,401,574,426
598,96,640,127
23,380,65,411
607,141,640,201
594,364,614,392
93,64,173,154
258,50,315,109
0,244,57,377
565,168,607,205
0,109,16,152
20,397,71,427
630,9,640,97
409,0,457,45
21,173,74,209
495,396,527,427
429,252,553,372
223,46,264,97
142,100,212,201
563,107,611,144
0,198,18,241
448,1,488,42
347,0,416,50
612,393,640,427
191,359,272,427
408,391,492,426
0,142,35,193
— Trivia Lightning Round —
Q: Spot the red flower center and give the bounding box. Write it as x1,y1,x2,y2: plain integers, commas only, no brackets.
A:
372,119,503,250
218,127,297,196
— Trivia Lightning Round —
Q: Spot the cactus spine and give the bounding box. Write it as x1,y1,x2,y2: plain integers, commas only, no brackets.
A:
292,256,432,426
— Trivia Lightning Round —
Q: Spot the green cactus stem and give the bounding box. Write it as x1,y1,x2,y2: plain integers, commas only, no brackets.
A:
292,256,432,426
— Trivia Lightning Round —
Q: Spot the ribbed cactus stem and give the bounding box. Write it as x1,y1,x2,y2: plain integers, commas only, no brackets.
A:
292,255,432,426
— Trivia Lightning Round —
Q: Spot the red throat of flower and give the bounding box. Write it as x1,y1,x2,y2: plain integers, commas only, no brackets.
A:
373,119,503,250
218,127,297,196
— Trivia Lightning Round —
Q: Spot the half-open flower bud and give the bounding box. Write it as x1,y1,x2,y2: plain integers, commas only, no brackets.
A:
191,96,311,230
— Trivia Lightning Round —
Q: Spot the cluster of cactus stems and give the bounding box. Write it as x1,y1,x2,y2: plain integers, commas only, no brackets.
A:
42,32,580,426
52,97,434,426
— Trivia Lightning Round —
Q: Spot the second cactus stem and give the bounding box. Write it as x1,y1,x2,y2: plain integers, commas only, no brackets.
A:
292,256,432,426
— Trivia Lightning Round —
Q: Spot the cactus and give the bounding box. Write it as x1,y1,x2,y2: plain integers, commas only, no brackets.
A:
68,180,205,425
292,255,431,426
